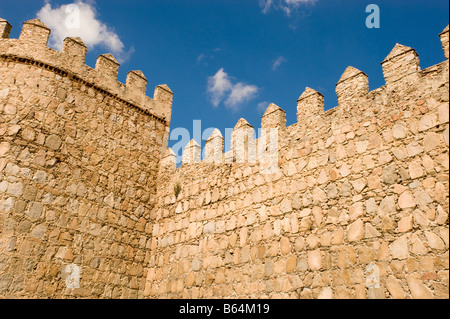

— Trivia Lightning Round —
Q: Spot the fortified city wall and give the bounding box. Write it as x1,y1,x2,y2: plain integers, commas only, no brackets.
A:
151,25,449,299
0,18,172,298
0,18,449,299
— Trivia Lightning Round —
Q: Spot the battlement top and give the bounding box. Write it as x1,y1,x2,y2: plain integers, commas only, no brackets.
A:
0,18,173,125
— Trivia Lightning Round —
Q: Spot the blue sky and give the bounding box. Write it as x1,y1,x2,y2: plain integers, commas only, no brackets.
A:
1,0,448,158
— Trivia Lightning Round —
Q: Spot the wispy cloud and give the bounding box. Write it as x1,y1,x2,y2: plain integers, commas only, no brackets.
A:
260,0,318,16
260,0,274,14
36,0,133,63
207,68,259,111
226,83,259,108
197,54,207,64
272,56,287,71
196,48,221,66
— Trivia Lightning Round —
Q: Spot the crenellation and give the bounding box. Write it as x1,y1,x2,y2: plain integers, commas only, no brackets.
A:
150,25,448,299
182,139,201,164
126,70,148,95
297,87,325,126
381,43,420,85
19,19,51,46
0,18,12,39
62,37,87,66
125,70,148,107
204,129,224,163
152,84,174,122
0,19,172,123
335,66,369,114
154,84,173,105
154,84,173,104
232,118,256,164
95,53,120,85
261,103,286,129
0,17,172,299
1,18,448,300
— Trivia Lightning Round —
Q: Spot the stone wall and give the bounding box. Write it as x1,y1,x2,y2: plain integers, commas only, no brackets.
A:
0,19,172,298
0,18,448,300
149,26,449,299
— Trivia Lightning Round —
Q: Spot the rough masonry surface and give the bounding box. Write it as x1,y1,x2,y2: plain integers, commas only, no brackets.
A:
0,18,449,299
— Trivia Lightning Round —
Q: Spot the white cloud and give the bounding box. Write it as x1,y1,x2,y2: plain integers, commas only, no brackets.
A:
260,0,317,16
207,68,233,107
272,56,287,71
225,83,259,108
37,0,132,63
207,69,259,111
